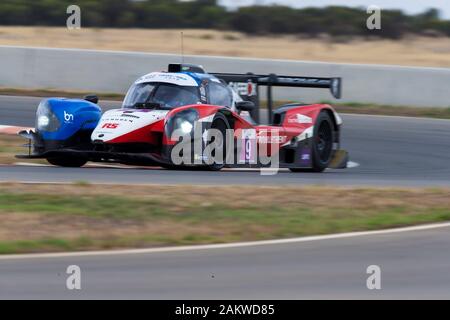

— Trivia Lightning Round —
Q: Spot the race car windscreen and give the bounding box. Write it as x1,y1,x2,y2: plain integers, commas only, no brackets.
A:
122,83,200,109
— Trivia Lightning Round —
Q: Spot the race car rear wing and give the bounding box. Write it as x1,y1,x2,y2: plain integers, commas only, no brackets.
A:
212,73,342,123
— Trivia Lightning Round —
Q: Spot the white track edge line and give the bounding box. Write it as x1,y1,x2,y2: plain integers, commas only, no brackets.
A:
1,222,449,261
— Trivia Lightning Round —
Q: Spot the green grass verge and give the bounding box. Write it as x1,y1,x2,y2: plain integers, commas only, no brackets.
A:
0,185,448,254
330,102,450,119
0,87,124,101
0,134,47,164
262,100,450,120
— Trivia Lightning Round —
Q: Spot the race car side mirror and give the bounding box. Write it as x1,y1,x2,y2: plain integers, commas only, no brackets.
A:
235,101,255,112
84,95,99,104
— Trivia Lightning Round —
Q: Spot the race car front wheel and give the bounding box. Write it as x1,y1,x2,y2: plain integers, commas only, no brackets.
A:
47,157,87,168
290,111,335,173
205,113,230,171
163,113,230,171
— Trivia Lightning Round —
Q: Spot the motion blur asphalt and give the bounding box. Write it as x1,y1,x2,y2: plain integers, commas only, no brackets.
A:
1,95,450,186
1,225,450,299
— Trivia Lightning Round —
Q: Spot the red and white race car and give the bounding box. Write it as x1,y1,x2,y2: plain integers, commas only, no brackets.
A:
17,63,348,172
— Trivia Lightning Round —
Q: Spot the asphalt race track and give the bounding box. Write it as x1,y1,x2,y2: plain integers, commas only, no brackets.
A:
1,224,450,299
1,95,450,299
0,95,449,186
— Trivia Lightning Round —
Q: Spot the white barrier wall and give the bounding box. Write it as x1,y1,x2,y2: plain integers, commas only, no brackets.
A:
1,46,449,107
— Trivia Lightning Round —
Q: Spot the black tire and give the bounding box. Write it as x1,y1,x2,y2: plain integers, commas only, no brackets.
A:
47,157,87,168
290,111,335,173
205,113,230,171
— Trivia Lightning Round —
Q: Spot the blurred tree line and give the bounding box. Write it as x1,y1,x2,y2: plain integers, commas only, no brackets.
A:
0,0,449,39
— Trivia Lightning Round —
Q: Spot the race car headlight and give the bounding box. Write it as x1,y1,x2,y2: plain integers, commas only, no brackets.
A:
179,120,193,134
37,115,50,128
36,100,60,132
166,109,199,140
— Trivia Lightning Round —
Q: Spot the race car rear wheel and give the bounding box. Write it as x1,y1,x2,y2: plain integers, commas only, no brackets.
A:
290,111,335,173
47,157,87,168
205,113,230,171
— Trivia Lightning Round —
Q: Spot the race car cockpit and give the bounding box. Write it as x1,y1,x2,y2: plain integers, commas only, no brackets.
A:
122,82,201,110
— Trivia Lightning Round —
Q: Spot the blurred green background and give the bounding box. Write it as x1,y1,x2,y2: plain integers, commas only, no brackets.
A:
0,0,449,39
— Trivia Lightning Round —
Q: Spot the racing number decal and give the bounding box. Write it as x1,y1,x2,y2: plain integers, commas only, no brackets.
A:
102,123,119,129
239,129,257,164
245,139,252,160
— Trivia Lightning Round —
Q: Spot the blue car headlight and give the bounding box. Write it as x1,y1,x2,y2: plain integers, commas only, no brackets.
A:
36,100,60,132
